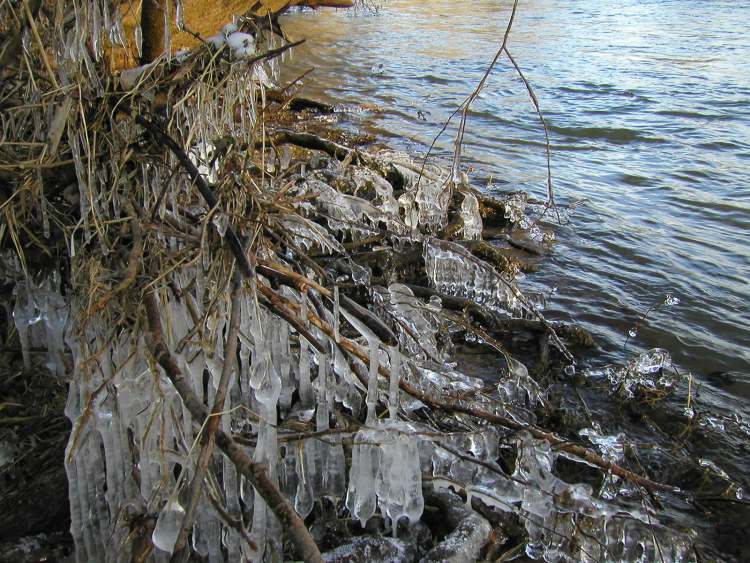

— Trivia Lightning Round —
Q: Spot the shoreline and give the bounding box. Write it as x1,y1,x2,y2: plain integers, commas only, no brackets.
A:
1,4,748,561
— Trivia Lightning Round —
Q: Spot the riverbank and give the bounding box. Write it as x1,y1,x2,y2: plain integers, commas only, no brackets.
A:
1,3,749,561
2,80,741,561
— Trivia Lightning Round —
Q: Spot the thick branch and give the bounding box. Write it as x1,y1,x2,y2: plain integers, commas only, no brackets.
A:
141,0,167,64
266,130,365,163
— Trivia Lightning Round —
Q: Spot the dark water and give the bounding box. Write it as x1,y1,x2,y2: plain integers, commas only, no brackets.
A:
279,1,750,525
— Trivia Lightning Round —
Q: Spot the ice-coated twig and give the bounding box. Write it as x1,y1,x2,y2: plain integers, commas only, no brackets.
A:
171,274,242,560
143,290,323,563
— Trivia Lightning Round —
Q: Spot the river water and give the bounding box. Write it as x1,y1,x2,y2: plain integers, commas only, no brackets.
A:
280,0,750,418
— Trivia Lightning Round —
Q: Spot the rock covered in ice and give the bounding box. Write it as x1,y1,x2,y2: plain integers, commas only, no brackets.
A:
423,238,525,316
421,488,492,563
503,192,553,244
322,535,412,562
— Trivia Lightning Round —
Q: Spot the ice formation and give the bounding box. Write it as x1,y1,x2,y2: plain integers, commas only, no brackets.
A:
503,192,553,244
426,430,693,562
11,278,68,376
346,423,424,533
585,348,677,398
424,237,526,316
2,3,700,561
374,283,443,362
206,23,257,59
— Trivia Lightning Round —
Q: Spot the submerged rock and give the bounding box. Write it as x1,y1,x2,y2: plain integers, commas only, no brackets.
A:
323,535,415,562
420,490,492,563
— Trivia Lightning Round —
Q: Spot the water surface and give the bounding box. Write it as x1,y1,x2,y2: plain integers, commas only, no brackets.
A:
281,0,750,406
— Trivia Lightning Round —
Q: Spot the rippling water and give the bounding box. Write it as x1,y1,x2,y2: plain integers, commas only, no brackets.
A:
280,1,750,413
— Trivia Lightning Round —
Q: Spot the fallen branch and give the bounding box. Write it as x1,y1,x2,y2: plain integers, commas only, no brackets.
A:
267,129,366,164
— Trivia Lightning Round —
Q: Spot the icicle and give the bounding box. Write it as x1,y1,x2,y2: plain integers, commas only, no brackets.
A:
12,286,34,369
162,0,172,60
376,283,442,362
41,194,50,239
333,284,341,343
294,442,315,517
388,346,400,420
250,401,280,557
316,353,330,431
423,237,524,316
276,318,293,413
250,348,282,408
376,428,424,531
175,0,185,30
337,305,382,423
153,496,185,554
90,0,102,60
134,25,143,59
346,428,381,527
223,455,242,560
298,294,313,407
366,339,380,424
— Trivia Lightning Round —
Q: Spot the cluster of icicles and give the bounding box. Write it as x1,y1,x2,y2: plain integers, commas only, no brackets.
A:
8,265,694,562
5,1,696,561
55,276,427,562
8,150,697,563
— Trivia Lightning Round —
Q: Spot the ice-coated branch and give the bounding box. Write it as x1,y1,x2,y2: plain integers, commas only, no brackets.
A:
257,259,397,346
143,290,323,563
265,129,367,164
171,275,244,561
264,285,677,494
136,115,327,354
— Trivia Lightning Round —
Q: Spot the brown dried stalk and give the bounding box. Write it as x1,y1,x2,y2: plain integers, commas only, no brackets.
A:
143,290,323,563
171,275,245,561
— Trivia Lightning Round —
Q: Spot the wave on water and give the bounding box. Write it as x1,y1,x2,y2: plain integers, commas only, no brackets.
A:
547,124,664,144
